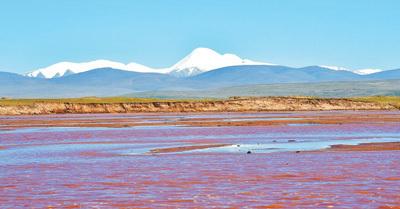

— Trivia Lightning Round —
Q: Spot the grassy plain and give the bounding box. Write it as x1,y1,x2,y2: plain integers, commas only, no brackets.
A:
353,96,400,109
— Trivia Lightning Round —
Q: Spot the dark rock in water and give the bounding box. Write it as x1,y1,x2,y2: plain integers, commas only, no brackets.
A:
272,140,277,142
247,151,252,154
288,139,296,142
296,151,301,153
237,144,240,147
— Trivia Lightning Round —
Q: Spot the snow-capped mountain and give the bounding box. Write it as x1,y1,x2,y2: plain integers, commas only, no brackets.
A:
168,47,273,77
25,60,160,79
25,47,384,78
25,48,273,78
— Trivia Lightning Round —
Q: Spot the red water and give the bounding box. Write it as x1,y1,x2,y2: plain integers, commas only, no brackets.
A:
0,111,399,208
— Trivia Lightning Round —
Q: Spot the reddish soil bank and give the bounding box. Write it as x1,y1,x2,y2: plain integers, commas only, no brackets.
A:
326,142,400,151
0,97,396,115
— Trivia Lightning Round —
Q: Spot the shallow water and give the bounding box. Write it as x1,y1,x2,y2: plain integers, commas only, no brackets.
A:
0,111,399,208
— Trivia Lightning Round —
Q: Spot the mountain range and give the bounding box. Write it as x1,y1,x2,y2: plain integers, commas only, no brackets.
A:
24,47,383,79
25,48,272,78
125,79,400,99
1,48,399,98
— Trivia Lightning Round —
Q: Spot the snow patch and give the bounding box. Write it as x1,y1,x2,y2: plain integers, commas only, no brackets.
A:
319,65,349,71
353,68,382,75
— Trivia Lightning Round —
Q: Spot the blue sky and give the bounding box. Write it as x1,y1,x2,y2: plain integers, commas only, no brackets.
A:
0,0,399,73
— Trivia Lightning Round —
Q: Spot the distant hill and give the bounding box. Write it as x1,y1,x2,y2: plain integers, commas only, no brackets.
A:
2,66,400,98
0,71,39,85
186,65,363,89
49,68,182,91
366,69,400,80
1,68,187,98
124,79,400,99
0,72,53,98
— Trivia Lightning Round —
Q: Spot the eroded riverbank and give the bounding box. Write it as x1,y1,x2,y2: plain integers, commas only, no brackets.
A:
0,96,396,115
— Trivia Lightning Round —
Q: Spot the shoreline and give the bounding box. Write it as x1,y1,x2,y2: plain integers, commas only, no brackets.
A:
0,96,397,115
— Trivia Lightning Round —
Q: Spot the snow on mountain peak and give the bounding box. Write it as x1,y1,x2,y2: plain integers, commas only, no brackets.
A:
353,68,382,75
171,48,224,71
169,47,273,77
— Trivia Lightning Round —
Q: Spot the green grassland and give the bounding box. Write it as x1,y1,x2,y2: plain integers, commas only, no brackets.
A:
1,95,399,109
354,96,400,109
